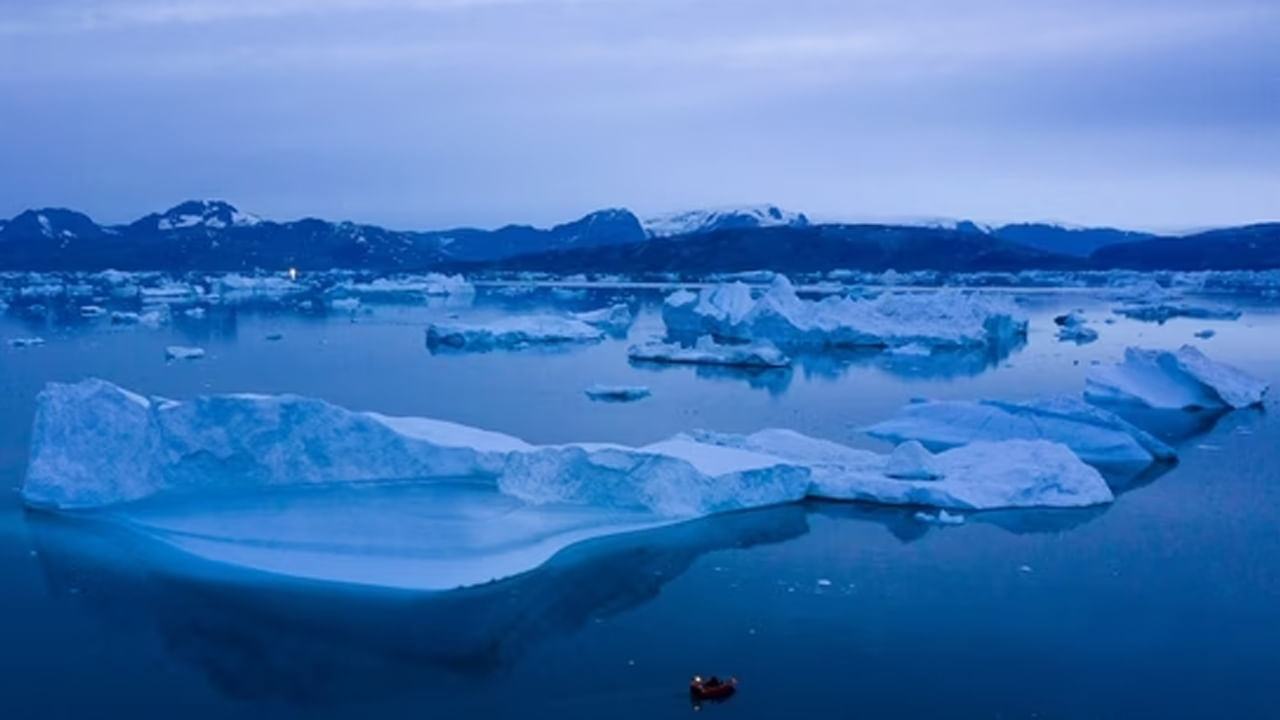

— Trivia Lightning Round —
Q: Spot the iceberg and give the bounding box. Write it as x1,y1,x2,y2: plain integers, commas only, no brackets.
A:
662,276,1027,349
165,346,206,360
214,273,304,299
571,303,634,334
26,380,1113,515
1085,345,1269,410
884,441,943,480
689,429,1113,510
628,336,791,368
329,297,361,312
426,316,604,351
141,282,200,303
182,307,207,319
331,274,474,300
583,384,651,402
1114,303,1242,323
864,396,1176,467
1054,312,1098,344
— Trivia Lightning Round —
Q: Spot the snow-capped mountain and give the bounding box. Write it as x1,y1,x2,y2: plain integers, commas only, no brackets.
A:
642,205,809,238
136,200,262,232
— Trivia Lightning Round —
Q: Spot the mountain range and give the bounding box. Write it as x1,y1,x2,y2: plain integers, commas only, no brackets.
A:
1,200,1276,273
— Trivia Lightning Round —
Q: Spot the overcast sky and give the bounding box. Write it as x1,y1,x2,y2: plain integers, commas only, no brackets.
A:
1,0,1277,231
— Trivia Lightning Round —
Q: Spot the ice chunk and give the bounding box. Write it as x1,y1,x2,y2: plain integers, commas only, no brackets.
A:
884,441,942,480
1115,303,1242,323
887,343,932,357
914,509,965,526
584,385,651,402
215,274,304,299
165,346,206,360
329,297,361,311
1057,325,1098,344
572,303,634,333
9,337,45,348
183,307,207,319
79,305,107,318
500,439,812,517
1194,329,1216,339
141,283,199,303
110,311,141,324
426,316,604,351
1086,345,1269,410
662,276,1026,349
691,430,1113,510
627,336,791,368
865,396,1176,467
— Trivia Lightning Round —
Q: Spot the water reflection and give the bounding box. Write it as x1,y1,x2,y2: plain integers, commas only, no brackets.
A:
26,504,809,706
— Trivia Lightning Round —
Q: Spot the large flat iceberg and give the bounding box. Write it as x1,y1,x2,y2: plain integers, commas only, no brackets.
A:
1085,345,1269,410
864,396,1176,467
426,316,604,351
662,276,1027,349
26,380,1112,516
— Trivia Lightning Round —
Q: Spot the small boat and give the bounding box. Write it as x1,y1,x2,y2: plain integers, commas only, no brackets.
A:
689,675,737,700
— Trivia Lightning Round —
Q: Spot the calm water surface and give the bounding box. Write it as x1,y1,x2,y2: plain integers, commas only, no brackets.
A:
1,288,1277,719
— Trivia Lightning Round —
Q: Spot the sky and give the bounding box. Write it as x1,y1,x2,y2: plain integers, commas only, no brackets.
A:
1,0,1277,232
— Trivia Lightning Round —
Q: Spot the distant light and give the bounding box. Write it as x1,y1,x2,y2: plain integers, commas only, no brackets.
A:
289,267,298,281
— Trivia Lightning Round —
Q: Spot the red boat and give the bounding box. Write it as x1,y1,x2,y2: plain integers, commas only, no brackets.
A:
689,675,738,700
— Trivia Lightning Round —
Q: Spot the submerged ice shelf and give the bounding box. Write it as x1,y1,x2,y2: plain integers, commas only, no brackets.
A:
25,380,1116,590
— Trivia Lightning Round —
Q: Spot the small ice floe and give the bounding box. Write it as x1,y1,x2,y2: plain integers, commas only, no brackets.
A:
584,384,651,402
426,316,604,351
9,337,45,348
1115,303,1241,324
572,303,634,334
1086,345,1269,410
913,509,966,526
165,346,206,361
79,305,107,318
1018,565,1034,573
627,336,791,368
816,578,833,587
330,297,361,312
1054,312,1098,344
1194,329,1216,339
183,307,207,319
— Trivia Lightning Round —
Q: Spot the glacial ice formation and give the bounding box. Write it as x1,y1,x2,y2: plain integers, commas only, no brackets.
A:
661,276,1027,349
426,316,604,351
627,336,791,368
1085,345,1269,410
864,396,1176,467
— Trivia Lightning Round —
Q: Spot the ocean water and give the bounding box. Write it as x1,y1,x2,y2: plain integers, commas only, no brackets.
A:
1,287,1278,719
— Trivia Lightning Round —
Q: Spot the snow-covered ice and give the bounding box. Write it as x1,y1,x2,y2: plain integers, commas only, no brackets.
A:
1085,345,1269,410
584,385,651,402
662,276,1027,349
628,336,791,368
426,316,604,351
865,396,1176,467
165,346,206,360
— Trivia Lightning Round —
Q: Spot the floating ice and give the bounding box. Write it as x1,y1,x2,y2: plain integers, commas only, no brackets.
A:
1085,345,1269,410
628,336,791,368
79,305,107,318
914,509,965,526
1194,329,1216,339
865,396,1176,467
9,337,45,348
183,307,207,319
584,385,651,402
26,380,1113,515
141,283,199,303
1054,312,1099,344
165,346,205,360
215,274,304,299
426,316,604,351
1115,303,1242,323
572,303,634,334
332,274,474,300
662,276,1027,349
329,297,361,312
690,429,1113,510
